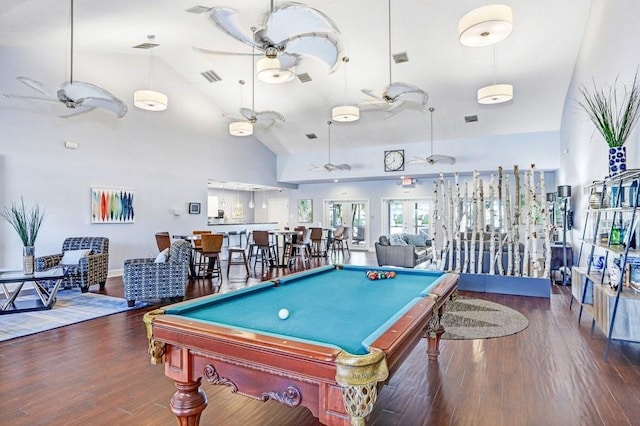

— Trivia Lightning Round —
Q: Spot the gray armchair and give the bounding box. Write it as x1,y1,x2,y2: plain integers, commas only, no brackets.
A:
122,239,191,307
35,237,110,292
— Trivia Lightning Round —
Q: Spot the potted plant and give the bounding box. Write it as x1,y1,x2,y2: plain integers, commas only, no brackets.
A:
1,197,45,274
578,71,640,176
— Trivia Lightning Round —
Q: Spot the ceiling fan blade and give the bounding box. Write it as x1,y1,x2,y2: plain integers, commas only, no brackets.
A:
239,107,256,120
335,164,352,171
222,112,245,121
17,76,52,97
78,97,128,118
266,3,340,44
309,164,325,171
278,52,299,70
209,7,259,48
254,110,285,123
407,156,430,165
283,32,342,71
361,88,384,100
1,94,59,103
59,106,96,118
428,154,456,165
192,46,258,56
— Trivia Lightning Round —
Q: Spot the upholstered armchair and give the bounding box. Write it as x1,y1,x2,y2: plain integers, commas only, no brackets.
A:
122,239,191,307
35,237,110,292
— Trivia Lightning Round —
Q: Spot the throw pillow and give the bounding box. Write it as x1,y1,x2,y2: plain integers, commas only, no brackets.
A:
405,234,427,247
60,249,92,265
155,248,170,264
389,234,408,246
378,235,390,246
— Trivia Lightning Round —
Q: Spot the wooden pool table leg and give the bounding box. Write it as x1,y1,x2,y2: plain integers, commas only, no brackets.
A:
426,307,445,361
170,378,207,426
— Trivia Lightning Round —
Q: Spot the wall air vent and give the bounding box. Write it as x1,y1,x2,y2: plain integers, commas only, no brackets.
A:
465,115,478,123
392,52,409,64
201,70,222,83
132,42,159,49
305,133,318,139
297,73,312,83
185,5,212,14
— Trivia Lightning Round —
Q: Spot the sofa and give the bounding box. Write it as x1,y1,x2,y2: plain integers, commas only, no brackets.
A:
375,233,433,268
35,237,109,292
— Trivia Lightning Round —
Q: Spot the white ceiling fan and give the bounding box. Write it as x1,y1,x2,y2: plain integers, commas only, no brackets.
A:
408,107,456,165
224,41,285,133
360,0,428,113
310,121,352,172
1,0,127,118
191,1,343,79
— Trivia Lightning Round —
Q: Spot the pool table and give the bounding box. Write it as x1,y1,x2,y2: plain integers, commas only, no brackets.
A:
144,265,458,426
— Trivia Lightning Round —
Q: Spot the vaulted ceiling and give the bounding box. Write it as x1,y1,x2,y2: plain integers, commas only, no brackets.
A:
0,0,591,158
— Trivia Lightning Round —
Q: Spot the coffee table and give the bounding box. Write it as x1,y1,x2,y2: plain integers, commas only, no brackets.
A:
0,268,66,314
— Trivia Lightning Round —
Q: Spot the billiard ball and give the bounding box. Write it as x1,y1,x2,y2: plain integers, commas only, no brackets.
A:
278,308,290,320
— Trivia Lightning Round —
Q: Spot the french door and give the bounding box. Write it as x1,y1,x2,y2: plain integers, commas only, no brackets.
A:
324,200,369,250
384,199,431,237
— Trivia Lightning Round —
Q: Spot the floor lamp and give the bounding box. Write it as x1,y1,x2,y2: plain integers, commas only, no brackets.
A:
557,185,572,285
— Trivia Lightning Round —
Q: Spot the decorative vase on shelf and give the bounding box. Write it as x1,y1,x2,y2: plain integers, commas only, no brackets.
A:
23,246,35,275
609,146,627,176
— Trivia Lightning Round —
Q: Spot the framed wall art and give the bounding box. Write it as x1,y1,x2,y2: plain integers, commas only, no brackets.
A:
91,187,135,223
298,199,313,223
189,202,201,214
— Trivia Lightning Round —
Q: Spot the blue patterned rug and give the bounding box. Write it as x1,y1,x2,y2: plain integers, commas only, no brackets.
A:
0,291,148,342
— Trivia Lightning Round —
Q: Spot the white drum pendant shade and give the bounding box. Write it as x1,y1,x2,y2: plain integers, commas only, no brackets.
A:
477,83,513,104
134,90,168,111
458,4,513,47
256,58,295,84
332,105,360,122
229,121,253,136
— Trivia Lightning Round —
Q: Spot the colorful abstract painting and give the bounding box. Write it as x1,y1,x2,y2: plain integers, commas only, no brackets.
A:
91,188,135,223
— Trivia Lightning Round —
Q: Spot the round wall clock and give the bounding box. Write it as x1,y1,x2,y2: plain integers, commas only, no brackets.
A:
384,149,405,172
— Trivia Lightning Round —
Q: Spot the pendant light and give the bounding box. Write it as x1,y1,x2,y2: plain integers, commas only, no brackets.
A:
220,183,226,207
477,45,513,104
257,57,296,84
248,189,256,209
458,4,513,47
229,80,253,136
234,189,242,208
134,35,168,111
332,57,359,122
261,191,267,209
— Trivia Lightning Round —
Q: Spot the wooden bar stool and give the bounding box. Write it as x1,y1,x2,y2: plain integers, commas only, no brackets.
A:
227,247,249,278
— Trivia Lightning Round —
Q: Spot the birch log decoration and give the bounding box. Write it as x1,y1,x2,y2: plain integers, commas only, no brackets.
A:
504,175,514,275
522,170,532,277
433,181,439,267
529,164,540,278
439,173,449,269
488,174,496,275
513,165,522,276
454,173,462,272
463,181,470,273
497,167,505,275
477,178,485,274
539,170,551,278
448,180,454,271
469,172,478,273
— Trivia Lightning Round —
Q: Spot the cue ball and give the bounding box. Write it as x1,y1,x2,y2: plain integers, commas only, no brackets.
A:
278,308,290,320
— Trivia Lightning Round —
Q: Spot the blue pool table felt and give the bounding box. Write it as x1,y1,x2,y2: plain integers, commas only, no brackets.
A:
166,265,445,355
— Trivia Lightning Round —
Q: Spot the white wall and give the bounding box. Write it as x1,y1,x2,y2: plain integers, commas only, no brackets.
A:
0,47,278,272
559,0,640,240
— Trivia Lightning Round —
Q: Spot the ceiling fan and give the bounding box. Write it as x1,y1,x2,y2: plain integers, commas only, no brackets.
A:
224,38,285,134
192,1,343,79
1,0,126,118
360,0,428,112
310,121,352,172
408,107,456,165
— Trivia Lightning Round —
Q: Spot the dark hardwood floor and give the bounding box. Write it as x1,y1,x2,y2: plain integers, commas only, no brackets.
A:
1,251,639,426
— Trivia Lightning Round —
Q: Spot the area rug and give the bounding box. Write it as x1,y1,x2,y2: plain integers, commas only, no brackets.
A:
0,291,148,342
440,297,529,340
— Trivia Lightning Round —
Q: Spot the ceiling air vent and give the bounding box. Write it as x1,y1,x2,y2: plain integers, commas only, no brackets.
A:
132,41,159,49
185,5,212,14
297,73,312,83
392,52,409,64
305,133,318,139
465,115,478,123
201,70,222,83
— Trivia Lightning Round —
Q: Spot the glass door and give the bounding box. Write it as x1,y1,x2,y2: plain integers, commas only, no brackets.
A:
385,199,431,238
325,200,369,250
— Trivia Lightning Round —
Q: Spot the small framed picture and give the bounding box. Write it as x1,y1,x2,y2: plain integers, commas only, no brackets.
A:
188,202,201,215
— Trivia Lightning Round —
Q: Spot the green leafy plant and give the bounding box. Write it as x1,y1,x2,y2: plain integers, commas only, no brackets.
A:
578,71,640,148
1,197,45,246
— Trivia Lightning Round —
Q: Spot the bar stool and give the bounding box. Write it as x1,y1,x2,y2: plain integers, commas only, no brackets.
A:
199,233,223,283
287,229,312,269
332,226,351,258
227,247,249,278
310,227,324,257
251,230,277,274
192,230,212,277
